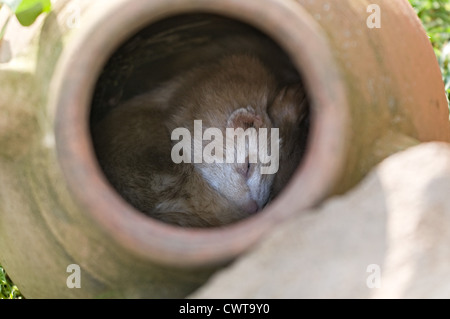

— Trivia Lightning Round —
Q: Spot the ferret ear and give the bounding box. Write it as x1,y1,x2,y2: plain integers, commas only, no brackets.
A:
227,106,263,129
268,83,308,126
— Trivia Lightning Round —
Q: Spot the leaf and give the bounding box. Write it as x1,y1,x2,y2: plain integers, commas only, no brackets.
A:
15,0,51,27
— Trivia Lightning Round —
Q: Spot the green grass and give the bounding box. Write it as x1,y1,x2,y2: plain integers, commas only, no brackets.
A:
0,265,22,299
0,0,449,300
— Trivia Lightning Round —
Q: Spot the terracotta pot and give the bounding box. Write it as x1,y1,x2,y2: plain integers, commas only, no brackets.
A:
0,0,448,298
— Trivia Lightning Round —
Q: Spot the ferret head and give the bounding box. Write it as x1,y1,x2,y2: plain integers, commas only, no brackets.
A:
167,54,282,223
193,105,280,222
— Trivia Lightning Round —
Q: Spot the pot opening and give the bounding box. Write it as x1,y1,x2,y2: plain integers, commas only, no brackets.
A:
89,13,311,228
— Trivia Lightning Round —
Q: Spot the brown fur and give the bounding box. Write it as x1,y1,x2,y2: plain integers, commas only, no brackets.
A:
268,83,310,198
93,53,308,227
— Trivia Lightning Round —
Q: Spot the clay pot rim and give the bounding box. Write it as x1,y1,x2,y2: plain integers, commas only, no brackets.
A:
51,0,349,267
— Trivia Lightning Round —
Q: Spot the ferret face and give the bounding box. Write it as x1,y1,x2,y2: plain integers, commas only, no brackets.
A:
194,105,279,221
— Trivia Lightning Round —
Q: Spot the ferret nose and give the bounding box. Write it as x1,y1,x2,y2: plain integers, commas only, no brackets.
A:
243,199,259,215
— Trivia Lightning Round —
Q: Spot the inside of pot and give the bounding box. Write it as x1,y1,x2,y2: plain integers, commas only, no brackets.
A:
89,13,311,228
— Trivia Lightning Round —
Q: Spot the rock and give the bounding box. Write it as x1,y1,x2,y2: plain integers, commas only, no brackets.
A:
191,142,450,298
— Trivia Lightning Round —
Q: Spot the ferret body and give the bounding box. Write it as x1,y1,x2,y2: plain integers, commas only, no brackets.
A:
93,52,308,227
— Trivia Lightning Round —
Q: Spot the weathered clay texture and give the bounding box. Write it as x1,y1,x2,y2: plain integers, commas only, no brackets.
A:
192,143,450,298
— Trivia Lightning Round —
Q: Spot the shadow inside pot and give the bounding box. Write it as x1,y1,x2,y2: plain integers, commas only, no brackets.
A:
89,13,311,228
